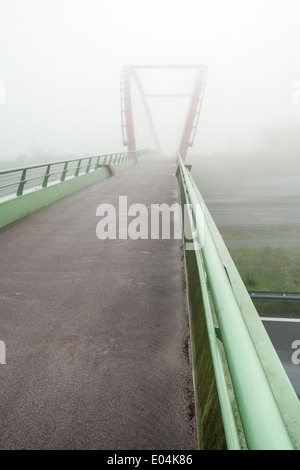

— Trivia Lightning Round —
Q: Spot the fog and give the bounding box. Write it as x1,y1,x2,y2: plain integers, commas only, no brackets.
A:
0,0,300,167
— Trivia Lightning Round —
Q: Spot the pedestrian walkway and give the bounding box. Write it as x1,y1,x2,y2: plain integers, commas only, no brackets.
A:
0,154,197,450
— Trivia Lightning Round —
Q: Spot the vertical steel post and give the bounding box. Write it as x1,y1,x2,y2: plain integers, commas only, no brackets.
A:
74,160,81,177
94,156,100,171
61,162,68,182
85,158,92,173
17,169,27,196
121,66,136,152
42,165,51,188
179,66,207,161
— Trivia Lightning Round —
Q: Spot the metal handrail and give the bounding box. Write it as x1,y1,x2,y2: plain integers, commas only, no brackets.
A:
180,173,241,450
0,150,146,199
178,153,295,450
0,152,131,174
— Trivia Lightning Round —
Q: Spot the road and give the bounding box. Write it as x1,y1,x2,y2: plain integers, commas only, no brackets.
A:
204,196,300,227
261,318,300,398
202,177,300,399
225,238,300,247
0,155,197,450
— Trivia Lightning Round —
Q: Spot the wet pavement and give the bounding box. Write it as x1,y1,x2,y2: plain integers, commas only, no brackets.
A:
0,154,197,450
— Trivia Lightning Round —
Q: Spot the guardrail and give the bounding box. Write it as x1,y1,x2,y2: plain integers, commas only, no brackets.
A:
0,150,143,200
0,149,152,228
249,291,300,302
177,152,300,450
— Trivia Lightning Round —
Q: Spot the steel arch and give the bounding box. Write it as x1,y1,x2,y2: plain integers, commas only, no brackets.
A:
120,65,207,161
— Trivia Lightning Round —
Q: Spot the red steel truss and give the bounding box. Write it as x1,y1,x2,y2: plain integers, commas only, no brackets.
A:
120,65,207,161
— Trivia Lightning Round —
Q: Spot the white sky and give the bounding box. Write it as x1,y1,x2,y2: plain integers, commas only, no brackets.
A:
0,0,300,161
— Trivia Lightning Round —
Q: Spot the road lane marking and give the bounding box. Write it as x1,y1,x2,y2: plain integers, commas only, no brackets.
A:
261,317,300,322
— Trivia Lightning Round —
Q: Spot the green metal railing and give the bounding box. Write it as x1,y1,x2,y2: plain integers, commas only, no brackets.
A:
178,152,299,450
0,150,144,200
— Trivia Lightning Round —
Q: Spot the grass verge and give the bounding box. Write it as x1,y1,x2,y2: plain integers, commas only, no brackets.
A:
227,245,300,317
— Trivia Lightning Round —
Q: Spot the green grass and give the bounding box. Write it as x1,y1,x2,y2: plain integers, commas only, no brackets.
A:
228,245,300,317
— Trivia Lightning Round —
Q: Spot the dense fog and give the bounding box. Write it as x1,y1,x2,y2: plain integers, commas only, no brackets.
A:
0,0,300,168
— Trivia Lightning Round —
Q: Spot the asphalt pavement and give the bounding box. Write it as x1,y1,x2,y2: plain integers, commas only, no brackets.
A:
0,154,197,450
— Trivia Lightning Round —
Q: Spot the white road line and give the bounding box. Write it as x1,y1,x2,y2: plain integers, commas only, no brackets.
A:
261,317,300,322
251,212,269,215
260,217,282,221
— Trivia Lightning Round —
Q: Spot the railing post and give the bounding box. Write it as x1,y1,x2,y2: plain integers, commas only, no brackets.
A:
85,158,92,173
0,149,148,201
61,162,68,182
42,165,51,188
94,156,100,171
17,169,27,196
74,160,81,177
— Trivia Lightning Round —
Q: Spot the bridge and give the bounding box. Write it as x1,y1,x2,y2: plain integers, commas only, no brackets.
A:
0,65,300,451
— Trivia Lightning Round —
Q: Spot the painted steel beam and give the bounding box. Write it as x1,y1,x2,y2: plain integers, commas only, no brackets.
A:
145,94,192,98
120,66,161,154
179,66,207,161
129,67,161,153
121,64,207,157
132,65,201,69
120,67,136,152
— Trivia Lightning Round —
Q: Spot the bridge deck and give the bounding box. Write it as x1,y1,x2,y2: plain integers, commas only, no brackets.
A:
0,154,197,450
